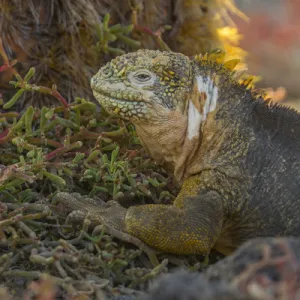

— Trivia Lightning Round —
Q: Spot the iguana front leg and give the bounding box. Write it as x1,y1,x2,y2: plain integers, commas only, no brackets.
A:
125,176,224,255
55,175,224,255
126,193,223,255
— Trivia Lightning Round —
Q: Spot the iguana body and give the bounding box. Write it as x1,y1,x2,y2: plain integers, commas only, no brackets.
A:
88,49,300,256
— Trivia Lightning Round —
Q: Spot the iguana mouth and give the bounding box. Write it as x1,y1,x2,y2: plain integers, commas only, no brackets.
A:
92,85,144,102
91,73,152,119
92,89,149,119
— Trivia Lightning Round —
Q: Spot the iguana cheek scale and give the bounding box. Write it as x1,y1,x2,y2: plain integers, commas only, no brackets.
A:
86,49,300,255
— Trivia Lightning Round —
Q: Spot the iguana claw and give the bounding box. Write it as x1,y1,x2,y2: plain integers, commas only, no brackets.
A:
53,192,127,231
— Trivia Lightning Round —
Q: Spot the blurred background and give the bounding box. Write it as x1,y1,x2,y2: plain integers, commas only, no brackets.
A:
1,0,299,110
236,0,300,109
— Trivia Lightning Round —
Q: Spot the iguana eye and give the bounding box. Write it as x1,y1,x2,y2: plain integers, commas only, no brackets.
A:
128,69,156,86
135,72,151,81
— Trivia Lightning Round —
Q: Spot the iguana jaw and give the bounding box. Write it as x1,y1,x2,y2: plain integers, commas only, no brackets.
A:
91,80,158,121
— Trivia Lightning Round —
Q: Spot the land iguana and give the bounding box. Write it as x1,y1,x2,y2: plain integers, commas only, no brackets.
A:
58,49,300,256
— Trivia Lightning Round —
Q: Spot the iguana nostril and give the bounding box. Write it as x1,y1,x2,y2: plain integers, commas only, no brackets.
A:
90,76,96,88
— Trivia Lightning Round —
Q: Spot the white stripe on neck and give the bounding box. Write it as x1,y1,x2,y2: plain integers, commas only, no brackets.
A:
188,100,203,140
187,75,219,140
196,75,218,121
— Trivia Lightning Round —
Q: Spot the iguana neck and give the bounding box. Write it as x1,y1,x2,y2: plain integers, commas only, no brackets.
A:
135,108,229,186
135,82,256,186
135,111,191,185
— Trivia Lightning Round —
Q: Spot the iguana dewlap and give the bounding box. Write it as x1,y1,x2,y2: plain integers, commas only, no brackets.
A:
90,49,300,255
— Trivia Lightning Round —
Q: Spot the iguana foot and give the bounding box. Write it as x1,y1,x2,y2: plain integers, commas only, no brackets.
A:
53,192,127,230
53,192,160,265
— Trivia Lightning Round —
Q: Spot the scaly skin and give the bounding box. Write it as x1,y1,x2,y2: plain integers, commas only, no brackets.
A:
87,49,300,256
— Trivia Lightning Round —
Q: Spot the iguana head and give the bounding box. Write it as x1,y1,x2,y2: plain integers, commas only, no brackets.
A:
91,50,195,122
91,49,238,183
